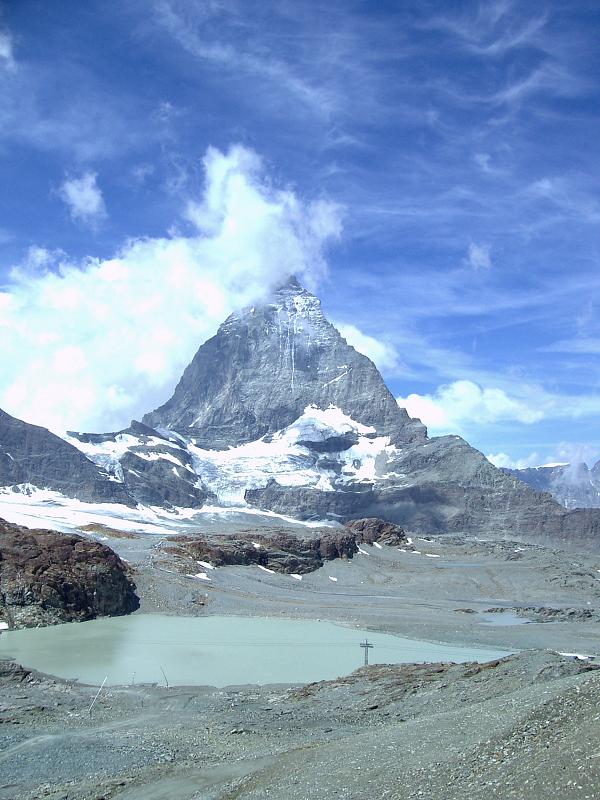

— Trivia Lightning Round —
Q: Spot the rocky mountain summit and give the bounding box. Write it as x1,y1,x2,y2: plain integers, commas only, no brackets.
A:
142,276,426,448
505,461,600,509
0,518,138,628
1,276,600,552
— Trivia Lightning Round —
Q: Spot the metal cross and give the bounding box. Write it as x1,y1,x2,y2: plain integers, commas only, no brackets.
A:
360,638,374,666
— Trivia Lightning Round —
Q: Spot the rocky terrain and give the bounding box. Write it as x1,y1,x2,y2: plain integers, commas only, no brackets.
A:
0,518,138,628
1,650,599,800
1,512,600,798
506,460,600,509
165,517,407,575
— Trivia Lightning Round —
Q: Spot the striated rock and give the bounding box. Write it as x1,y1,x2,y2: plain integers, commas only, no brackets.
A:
143,276,426,448
245,480,377,521
0,518,139,628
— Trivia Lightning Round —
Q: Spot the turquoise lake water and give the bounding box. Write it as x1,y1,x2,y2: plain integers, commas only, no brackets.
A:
0,614,511,687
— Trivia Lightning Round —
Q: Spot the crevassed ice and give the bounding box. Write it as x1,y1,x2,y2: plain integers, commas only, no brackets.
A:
60,405,396,508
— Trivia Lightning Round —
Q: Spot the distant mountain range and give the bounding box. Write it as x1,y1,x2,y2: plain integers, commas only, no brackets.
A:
504,462,600,510
1,277,599,552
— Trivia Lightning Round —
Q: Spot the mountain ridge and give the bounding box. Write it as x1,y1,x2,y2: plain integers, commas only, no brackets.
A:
1,277,599,552
504,461,600,510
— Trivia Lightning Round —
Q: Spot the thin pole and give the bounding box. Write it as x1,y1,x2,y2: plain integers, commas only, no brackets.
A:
88,675,108,716
160,665,169,689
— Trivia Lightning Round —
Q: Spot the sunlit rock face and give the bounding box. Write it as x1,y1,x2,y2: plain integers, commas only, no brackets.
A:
142,276,427,449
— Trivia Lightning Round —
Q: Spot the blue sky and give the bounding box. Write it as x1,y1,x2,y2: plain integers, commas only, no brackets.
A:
0,0,599,467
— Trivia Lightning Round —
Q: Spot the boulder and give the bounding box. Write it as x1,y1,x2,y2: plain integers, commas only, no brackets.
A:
0,518,139,628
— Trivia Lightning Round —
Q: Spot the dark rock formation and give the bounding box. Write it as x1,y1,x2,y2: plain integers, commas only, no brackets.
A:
504,461,600,509
169,519,407,574
0,518,139,628
143,277,426,448
344,517,407,545
0,408,133,505
167,527,358,574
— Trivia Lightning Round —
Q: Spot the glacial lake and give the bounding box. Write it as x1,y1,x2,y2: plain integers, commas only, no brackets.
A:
0,614,511,687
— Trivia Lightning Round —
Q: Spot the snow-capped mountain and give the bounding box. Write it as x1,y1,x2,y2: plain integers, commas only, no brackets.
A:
1,277,600,551
142,276,426,448
504,461,600,509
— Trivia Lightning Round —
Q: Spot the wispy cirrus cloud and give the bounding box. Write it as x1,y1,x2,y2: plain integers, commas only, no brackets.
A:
420,1,548,58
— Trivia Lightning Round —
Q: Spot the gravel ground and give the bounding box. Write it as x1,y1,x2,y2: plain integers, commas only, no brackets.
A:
1,652,599,799
2,522,600,799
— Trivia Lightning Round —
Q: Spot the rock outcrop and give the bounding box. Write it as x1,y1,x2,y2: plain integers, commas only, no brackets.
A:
143,277,426,448
168,518,406,574
167,527,359,574
344,517,407,545
0,518,139,628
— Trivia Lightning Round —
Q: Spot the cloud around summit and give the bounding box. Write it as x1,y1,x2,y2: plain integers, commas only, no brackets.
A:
0,145,341,433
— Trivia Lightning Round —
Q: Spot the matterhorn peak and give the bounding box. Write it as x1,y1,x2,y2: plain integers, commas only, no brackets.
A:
143,277,427,449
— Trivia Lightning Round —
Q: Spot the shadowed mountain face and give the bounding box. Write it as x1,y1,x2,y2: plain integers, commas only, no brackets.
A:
0,409,133,506
504,462,600,510
142,277,427,449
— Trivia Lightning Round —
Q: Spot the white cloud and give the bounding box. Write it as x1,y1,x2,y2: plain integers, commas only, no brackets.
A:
58,172,106,225
397,379,544,435
486,451,543,469
0,30,15,70
0,145,341,433
467,241,492,270
487,442,600,472
335,322,399,372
